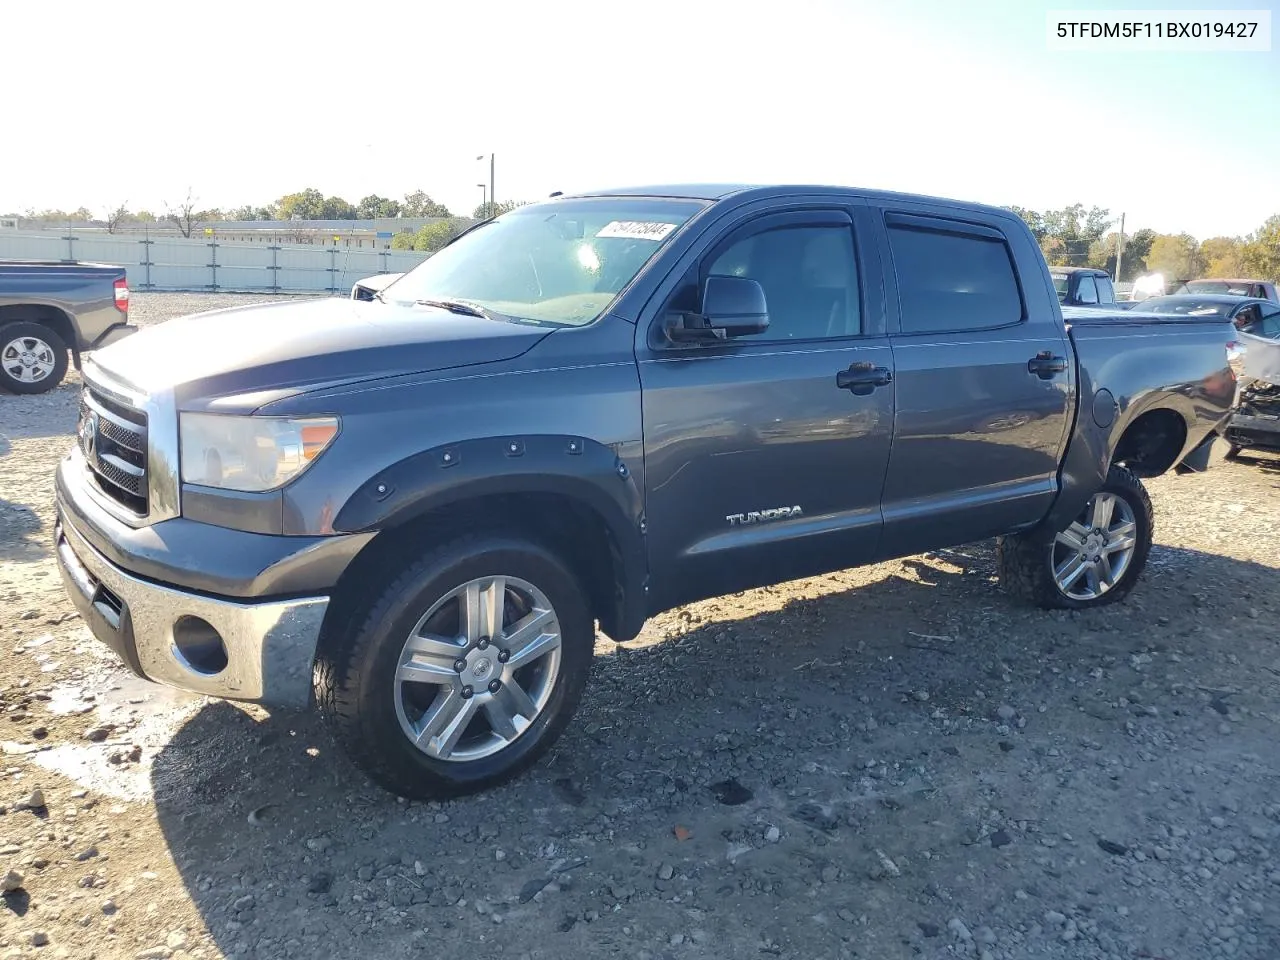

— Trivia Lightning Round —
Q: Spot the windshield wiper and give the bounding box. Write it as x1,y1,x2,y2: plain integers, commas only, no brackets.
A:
415,298,504,321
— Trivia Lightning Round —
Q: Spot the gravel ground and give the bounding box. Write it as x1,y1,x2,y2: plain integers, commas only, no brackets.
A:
2,292,1279,960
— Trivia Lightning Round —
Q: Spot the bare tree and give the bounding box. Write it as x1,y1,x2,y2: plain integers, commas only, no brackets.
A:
105,202,130,234
164,188,201,239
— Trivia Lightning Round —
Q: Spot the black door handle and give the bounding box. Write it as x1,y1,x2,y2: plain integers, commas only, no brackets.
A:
836,362,893,395
1027,352,1067,380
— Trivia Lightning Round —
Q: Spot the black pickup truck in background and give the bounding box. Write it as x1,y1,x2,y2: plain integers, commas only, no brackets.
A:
0,260,136,393
1050,266,1119,308
56,184,1237,798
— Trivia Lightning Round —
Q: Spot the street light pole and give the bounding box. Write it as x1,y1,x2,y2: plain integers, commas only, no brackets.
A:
477,153,495,217
477,184,487,218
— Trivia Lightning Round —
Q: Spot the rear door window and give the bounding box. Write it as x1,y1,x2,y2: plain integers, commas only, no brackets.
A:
1077,275,1099,304
1095,275,1115,303
886,216,1023,333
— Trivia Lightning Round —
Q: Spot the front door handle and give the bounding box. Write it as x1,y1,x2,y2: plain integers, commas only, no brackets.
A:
836,362,893,395
1027,352,1067,380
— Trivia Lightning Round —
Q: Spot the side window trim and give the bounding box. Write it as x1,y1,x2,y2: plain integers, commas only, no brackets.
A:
880,210,1028,336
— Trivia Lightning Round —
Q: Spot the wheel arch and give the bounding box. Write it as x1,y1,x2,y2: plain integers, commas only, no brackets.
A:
0,303,79,366
329,436,649,644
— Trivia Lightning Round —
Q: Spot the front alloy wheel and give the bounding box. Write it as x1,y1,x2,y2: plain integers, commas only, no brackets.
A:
316,535,593,799
394,576,562,762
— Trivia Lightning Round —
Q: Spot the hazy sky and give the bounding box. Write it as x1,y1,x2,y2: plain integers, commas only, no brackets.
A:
3,0,1277,237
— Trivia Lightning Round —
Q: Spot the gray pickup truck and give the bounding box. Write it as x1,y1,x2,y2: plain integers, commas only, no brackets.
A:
0,260,135,393
54,185,1236,798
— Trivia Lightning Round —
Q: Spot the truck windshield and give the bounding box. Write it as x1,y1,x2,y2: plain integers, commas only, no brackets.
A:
1178,280,1253,296
382,198,706,326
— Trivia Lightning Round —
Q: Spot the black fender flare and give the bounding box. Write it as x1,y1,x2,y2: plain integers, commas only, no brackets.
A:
333,435,648,640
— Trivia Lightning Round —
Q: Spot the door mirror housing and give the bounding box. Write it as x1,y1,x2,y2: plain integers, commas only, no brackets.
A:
668,276,770,341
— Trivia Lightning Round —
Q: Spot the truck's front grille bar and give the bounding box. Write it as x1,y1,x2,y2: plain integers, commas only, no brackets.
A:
80,384,149,516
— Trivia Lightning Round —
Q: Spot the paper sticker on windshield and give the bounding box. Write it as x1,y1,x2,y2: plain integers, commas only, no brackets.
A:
596,220,678,242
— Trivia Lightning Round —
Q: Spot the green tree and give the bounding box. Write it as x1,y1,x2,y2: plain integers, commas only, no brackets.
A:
1241,214,1280,281
471,199,526,220
402,190,452,218
389,231,416,250
229,204,275,221
321,196,357,219
412,219,463,252
104,203,130,234
1118,228,1156,281
275,188,326,220
1146,233,1204,282
357,195,402,219
1200,236,1246,278
134,210,158,223
1010,203,1112,266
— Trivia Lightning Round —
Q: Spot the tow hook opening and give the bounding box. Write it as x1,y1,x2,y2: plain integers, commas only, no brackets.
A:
172,615,229,675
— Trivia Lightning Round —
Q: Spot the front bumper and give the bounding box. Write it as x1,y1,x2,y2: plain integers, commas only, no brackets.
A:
53,455,368,707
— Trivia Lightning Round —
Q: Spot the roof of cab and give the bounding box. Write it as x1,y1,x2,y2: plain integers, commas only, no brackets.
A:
1049,266,1110,276
562,184,1022,220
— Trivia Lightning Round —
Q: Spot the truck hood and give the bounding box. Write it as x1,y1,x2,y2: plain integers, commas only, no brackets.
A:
90,297,553,404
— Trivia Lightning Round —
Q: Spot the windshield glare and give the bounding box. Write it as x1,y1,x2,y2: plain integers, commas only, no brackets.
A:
383,198,706,326
1133,297,1233,318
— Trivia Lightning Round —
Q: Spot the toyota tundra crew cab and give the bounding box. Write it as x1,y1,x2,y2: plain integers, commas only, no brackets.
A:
54,185,1237,798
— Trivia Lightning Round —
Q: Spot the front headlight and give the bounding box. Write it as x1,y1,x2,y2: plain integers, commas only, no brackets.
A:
179,414,339,492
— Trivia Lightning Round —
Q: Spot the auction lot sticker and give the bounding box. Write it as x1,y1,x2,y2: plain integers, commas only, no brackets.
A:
597,221,679,241
1047,9,1271,51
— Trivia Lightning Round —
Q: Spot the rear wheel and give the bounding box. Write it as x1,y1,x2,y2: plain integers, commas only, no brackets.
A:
0,322,68,394
997,464,1153,610
315,534,594,798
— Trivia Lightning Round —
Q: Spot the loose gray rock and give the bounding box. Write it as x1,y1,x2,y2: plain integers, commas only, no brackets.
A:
30,931,49,947
15,787,45,811
1213,847,1237,863
765,825,781,843
996,705,1017,722
948,918,972,941
1,868,22,893
83,725,111,742
657,863,674,881
74,846,98,862
1045,910,1066,926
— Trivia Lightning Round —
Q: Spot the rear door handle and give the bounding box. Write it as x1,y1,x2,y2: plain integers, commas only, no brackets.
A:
1027,352,1067,380
836,362,893,395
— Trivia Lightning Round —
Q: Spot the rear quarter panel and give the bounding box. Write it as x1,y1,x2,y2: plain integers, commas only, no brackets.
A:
1046,313,1235,529
0,263,126,349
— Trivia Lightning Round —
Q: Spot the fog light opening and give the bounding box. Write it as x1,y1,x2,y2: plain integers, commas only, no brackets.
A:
172,615,229,675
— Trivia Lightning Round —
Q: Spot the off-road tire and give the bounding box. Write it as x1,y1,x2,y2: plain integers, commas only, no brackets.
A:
997,464,1154,610
315,534,594,799
0,321,69,394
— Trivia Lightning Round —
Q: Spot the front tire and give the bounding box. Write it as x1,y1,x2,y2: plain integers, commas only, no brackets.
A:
997,464,1154,610
0,322,69,394
315,534,594,799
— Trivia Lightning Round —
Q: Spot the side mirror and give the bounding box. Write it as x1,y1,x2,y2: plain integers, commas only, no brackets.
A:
668,276,770,342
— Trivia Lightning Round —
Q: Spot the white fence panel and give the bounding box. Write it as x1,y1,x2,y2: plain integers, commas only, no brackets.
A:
1,231,428,293
0,232,73,261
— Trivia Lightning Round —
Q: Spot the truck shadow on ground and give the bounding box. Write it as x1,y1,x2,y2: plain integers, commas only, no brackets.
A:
147,542,1279,959
0,496,48,562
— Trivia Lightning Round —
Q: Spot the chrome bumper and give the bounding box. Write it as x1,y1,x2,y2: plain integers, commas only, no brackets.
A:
56,512,328,708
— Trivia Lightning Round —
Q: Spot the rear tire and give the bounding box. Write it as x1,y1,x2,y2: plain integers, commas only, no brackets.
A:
315,534,594,799
997,464,1154,610
0,322,69,394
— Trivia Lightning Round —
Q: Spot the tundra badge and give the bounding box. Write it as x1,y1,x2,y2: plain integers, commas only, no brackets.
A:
726,505,803,527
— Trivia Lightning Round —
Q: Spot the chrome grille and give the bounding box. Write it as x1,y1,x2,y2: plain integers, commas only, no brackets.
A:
79,384,149,515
